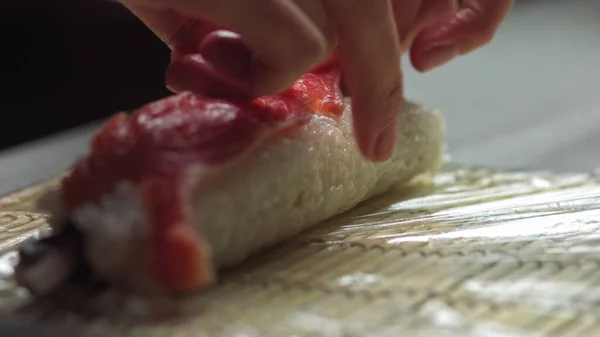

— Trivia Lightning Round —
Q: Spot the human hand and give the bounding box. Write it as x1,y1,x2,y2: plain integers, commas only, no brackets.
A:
408,0,514,72
120,0,513,162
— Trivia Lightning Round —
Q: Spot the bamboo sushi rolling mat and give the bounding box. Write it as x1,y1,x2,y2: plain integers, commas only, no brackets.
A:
0,165,600,336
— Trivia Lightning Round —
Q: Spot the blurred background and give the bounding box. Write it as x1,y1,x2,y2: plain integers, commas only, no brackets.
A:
0,0,599,182
403,0,600,171
1,0,172,147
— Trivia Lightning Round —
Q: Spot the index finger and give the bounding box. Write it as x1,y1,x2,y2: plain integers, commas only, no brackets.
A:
326,0,403,162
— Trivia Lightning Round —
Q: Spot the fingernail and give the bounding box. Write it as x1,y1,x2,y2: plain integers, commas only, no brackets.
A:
372,121,398,162
200,30,253,85
419,44,458,72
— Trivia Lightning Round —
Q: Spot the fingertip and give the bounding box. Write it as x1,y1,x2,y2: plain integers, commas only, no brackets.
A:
373,120,399,162
200,30,253,82
409,43,428,73
409,15,460,72
410,0,514,71
352,94,401,162
354,117,398,162
164,59,188,93
351,106,377,161
410,42,459,72
355,134,375,162
354,73,403,161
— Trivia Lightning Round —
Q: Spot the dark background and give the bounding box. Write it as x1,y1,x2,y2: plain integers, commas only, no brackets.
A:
0,0,171,150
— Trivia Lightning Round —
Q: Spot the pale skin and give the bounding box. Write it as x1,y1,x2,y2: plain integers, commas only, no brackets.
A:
118,0,514,162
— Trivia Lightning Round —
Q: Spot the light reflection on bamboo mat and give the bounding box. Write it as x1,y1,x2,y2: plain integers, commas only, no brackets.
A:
1,167,600,336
